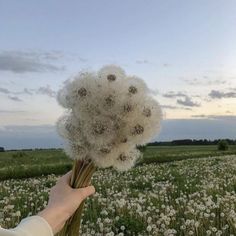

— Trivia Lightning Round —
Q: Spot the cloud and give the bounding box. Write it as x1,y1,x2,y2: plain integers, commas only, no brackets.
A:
0,85,56,99
0,110,26,114
162,91,200,107
191,114,236,121
162,91,187,98
191,114,208,118
36,85,56,98
163,63,171,67
0,50,65,73
226,110,233,114
135,59,150,64
209,89,236,99
8,95,23,102
177,96,200,107
22,88,33,95
161,105,192,110
0,87,10,94
183,78,227,86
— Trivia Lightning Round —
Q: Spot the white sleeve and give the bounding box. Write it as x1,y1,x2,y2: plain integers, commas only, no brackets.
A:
0,216,53,236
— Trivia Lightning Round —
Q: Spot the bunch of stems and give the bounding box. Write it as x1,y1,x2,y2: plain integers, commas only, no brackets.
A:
57,159,96,236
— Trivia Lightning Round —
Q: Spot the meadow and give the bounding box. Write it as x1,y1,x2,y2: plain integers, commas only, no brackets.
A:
0,145,236,180
0,146,236,235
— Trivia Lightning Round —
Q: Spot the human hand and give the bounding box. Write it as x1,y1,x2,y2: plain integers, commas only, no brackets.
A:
38,171,95,234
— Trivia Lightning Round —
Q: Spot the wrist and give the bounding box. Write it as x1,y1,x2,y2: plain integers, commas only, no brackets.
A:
38,206,69,234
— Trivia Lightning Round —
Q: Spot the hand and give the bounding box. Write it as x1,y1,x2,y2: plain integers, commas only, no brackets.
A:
38,171,95,234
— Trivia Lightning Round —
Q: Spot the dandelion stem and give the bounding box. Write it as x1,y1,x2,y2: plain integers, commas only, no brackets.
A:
58,159,96,236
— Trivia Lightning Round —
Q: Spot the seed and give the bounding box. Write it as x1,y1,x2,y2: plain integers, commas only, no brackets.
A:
121,137,128,143
105,95,115,107
132,124,144,135
100,147,111,153
114,122,120,130
78,87,87,97
65,123,73,132
118,153,127,161
128,86,138,94
124,104,132,113
93,122,106,135
143,107,151,117
76,145,83,152
107,74,116,81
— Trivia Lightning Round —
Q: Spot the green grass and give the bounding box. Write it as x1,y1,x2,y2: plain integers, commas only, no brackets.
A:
0,145,236,180
0,149,72,180
138,145,236,165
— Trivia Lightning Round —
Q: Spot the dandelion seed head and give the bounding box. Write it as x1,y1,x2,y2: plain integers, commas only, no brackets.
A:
128,85,138,94
104,94,115,107
131,124,144,135
56,64,162,170
120,137,128,143
64,141,88,160
99,147,111,154
56,112,82,141
113,149,141,171
123,103,133,113
107,74,116,81
143,107,152,117
92,121,106,135
77,87,87,97
98,65,126,81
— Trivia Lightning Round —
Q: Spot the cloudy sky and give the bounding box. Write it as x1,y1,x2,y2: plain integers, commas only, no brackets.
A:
0,0,236,149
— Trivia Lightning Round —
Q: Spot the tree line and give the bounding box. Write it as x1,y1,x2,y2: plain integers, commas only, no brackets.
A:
1,139,236,152
147,139,236,146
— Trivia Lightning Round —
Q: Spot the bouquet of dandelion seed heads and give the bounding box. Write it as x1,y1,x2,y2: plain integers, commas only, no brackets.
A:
56,65,162,236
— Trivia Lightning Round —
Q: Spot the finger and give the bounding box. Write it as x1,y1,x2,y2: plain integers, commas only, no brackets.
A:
58,170,72,185
74,185,96,201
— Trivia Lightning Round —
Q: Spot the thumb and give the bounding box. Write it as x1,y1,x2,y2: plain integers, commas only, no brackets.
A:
74,185,96,202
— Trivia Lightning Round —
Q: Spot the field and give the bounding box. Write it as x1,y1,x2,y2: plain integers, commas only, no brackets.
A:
0,145,236,180
0,146,236,235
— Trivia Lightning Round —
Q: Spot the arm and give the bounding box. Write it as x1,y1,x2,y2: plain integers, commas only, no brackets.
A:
0,171,95,236
0,216,53,236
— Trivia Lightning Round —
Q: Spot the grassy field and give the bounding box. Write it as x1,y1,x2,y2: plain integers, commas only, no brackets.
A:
1,154,236,235
0,146,236,235
0,145,236,180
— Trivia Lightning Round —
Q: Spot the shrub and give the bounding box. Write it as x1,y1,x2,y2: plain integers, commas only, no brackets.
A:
217,140,229,151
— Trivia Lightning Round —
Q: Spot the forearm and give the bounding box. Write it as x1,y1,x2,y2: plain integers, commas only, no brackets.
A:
0,216,53,236
38,206,70,235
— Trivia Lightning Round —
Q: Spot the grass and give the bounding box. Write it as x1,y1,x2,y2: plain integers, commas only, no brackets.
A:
138,145,236,165
0,145,236,180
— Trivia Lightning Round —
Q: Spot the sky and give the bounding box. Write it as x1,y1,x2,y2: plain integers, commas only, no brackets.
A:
0,0,235,149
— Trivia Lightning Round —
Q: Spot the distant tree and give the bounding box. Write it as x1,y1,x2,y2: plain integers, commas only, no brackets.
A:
0,147,5,152
217,140,229,151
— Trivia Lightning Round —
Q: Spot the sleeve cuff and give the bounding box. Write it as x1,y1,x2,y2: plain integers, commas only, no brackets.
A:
12,215,54,236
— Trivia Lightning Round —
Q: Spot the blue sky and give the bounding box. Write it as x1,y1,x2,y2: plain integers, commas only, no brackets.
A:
0,0,235,148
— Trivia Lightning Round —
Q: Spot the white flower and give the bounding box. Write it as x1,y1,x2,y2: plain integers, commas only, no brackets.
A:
146,225,152,232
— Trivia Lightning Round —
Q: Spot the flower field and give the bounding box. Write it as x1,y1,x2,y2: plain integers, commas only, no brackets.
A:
1,154,236,235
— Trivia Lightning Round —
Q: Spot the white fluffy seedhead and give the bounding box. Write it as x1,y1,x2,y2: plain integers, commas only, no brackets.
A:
56,64,162,171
